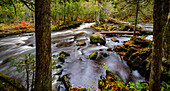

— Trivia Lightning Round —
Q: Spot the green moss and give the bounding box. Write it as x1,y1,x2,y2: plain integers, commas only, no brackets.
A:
89,34,106,45
91,24,97,28
89,52,98,60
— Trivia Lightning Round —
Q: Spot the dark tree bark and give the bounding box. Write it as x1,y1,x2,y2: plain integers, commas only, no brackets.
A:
35,0,52,90
133,0,139,36
164,18,170,60
149,0,163,91
163,0,170,60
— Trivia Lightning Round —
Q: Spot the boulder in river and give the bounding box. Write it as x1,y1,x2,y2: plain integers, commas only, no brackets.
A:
89,52,98,60
114,36,152,78
89,34,106,45
57,51,70,63
59,51,70,57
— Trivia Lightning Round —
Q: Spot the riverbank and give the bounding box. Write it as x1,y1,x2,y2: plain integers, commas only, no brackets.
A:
0,21,87,38
91,18,153,35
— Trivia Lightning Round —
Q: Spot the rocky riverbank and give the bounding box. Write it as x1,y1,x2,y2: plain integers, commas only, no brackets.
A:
113,36,170,85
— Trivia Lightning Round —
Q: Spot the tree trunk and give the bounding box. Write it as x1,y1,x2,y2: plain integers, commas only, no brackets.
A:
164,18,170,60
96,1,100,26
35,0,52,90
163,0,170,60
133,0,139,36
149,0,163,91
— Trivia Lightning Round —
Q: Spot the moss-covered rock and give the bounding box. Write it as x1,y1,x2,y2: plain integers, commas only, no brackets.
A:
98,70,126,91
76,41,86,46
89,34,106,45
121,25,142,31
114,36,153,80
124,40,141,48
59,51,70,57
114,46,127,52
57,51,70,63
89,52,98,60
130,36,151,47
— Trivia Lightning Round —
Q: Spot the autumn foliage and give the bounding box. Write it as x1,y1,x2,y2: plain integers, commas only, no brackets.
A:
15,21,30,29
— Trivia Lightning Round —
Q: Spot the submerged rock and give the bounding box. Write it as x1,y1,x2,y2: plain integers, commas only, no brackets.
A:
107,48,112,51
111,38,119,42
89,34,106,45
100,52,109,57
89,52,98,60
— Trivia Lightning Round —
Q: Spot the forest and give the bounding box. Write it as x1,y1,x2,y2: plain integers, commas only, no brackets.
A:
0,0,169,91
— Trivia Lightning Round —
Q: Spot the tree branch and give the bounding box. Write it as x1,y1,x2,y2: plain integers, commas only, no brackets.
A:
9,0,16,15
20,0,35,12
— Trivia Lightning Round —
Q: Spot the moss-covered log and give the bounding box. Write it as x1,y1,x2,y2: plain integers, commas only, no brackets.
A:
0,71,26,91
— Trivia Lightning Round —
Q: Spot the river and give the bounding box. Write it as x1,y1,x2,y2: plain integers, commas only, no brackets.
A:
0,23,153,90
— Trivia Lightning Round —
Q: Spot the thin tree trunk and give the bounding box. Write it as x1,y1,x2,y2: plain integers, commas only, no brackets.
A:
164,18,170,60
149,0,163,91
133,0,139,36
35,0,52,90
31,62,35,90
64,3,66,24
163,0,170,59
25,58,29,91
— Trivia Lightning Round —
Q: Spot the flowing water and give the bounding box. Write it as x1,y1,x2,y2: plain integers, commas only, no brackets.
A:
0,23,153,90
